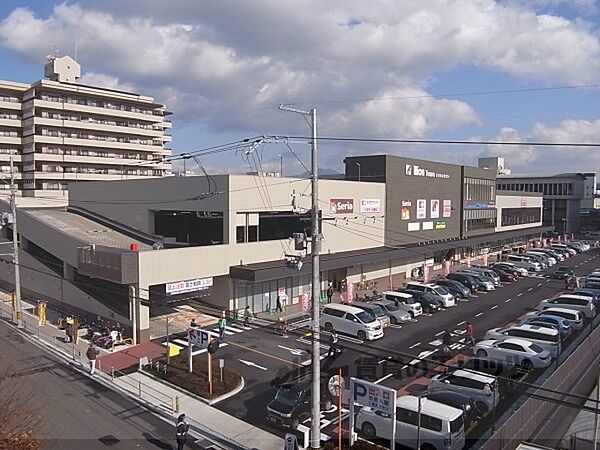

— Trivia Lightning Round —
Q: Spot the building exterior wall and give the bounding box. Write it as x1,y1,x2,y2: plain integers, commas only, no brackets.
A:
462,165,498,238
496,193,543,232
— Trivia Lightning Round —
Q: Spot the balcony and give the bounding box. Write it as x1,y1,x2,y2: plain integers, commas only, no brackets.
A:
33,116,167,138
35,152,170,168
30,135,165,153
0,100,22,111
0,118,21,128
0,135,21,145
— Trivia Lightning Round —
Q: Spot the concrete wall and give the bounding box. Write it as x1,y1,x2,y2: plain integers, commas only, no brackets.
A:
496,194,543,232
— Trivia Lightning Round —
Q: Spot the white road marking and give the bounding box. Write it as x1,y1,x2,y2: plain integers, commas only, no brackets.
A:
435,331,445,337
537,283,542,286
505,299,511,303
408,349,438,366
297,338,328,350
212,328,235,336
301,353,328,366
456,321,466,326
377,357,391,365
475,312,484,317
409,342,421,349
374,373,395,384
517,293,523,297
453,330,466,335
429,339,442,346
527,288,533,292
389,324,403,329
277,345,306,356
491,305,498,310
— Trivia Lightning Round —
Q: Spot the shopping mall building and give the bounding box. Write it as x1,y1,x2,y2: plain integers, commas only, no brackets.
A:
0,154,549,342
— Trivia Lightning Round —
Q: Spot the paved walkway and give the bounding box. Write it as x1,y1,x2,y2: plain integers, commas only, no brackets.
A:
0,297,284,450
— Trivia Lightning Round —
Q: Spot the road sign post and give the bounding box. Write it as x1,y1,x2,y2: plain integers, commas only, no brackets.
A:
188,328,220,373
349,377,396,450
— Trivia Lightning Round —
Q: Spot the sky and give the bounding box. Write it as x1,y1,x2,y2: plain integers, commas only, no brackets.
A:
0,0,599,176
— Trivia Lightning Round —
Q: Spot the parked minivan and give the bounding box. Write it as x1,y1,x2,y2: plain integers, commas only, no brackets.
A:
551,244,577,256
505,255,540,271
320,304,384,340
462,267,501,286
429,369,501,413
405,282,456,307
522,253,548,269
382,291,423,317
446,272,483,291
534,307,585,331
525,252,555,267
355,395,465,450
484,324,560,357
537,294,595,319
352,301,391,328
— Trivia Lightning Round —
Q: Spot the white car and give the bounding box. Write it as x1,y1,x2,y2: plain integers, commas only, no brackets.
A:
537,295,595,319
473,338,552,370
484,324,560,357
429,369,500,413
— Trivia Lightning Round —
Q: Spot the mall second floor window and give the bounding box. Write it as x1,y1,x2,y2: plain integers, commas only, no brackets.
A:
501,207,541,227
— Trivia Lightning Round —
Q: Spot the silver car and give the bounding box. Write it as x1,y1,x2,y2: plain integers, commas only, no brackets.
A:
473,338,552,370
373,299,411,325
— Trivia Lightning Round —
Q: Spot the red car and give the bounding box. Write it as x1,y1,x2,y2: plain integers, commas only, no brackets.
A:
493,268,515,282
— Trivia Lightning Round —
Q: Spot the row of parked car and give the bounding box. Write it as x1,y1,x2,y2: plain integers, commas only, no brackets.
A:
353,241,596,449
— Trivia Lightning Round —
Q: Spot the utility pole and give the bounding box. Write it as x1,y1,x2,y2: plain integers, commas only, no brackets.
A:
278,105,321,449
10,157,22,327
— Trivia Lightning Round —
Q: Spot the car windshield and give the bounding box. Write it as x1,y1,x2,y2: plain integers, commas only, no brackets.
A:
433,286,449,295
383,303,398,311
450,415,464,434
356,311,375,323
529,343,545,353
556,267,569,272
371,306,386,317
275,387,301,406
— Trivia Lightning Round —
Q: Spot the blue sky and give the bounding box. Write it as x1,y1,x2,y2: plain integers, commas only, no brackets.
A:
0,0,599,175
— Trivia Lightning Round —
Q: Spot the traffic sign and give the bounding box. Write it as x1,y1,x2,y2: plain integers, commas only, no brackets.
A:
328,374,344,397
284,433,298,450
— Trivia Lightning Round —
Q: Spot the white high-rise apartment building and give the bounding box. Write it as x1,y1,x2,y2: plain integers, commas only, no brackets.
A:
0,55,171,196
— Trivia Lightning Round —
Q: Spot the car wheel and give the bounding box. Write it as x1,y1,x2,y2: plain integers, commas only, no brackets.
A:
476,401,489,415
476,349,487,357
290,417,300,430
357,330,367,340
409,311,415,318
323,399,333,411
521,359,534,371
324,322,333,332
422,444,436,450
361,421,377,439
390,316,398,325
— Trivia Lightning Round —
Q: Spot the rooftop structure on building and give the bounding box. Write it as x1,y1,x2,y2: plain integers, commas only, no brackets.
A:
0,55,172,197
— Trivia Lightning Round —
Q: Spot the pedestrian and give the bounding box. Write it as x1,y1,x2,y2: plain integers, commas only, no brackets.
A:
275,295,283,313
190,318,198,328
466,322,475,347
65,322,73,343
175,413,189,450
327,283,334,304
86,343,99,375
218,311,227,340
442,330,452,355
109,328,120,348
243,306,252,327
327,330,339,358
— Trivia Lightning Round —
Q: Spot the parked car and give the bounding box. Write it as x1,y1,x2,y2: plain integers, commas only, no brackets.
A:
504,255,541,272
533,307,585,331
528,251,557,266
473,338,552,370
446,272,484,291
434,278,471,298
536,249,565,262
464,267,501,286
397,289,442,313
456,271,495,291
552,266,574,280
520,315,573,338
267,374,334,429
355,395,466,450
352,301,391,328
320,304,384,340
372,299,411,324
382,291,423,317
492,268,515,282
456,356,521,394
421,389,478,426
429,369,500,413
484,324,560,357
524,252,554,267
537,295,595,319
491,262,527,277
551,244,577,256
572,289,600,308
405,282,456,307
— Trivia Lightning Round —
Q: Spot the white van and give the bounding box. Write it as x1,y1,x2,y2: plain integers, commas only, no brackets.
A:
405,282,456,307
485,324,560,357
320,304,384,340
536,307,585,330
382,291,423,317
429,369,500,413
551,244,577,256
505,255,540,271
355,395,465,450
538,294,595,319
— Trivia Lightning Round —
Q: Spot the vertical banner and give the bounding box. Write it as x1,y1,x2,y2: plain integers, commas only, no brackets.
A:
571,233,575,240
347,282,355,303
301,291,311,313
558,235,562,242
482,253,488,267
443,260,451,276
422,264,429,283
466,256,471,267
389,273,393,290
38,301,47,326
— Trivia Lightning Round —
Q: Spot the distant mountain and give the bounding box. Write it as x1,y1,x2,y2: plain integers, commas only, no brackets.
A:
292,168,342,178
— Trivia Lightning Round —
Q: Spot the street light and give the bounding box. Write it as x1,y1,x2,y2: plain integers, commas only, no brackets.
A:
166,317,175,364
356,162,361,182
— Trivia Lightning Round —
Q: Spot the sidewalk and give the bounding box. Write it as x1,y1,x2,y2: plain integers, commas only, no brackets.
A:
0,298,284,450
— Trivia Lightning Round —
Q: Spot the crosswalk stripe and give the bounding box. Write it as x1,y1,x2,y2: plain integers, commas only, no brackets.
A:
225,325,245,333
212,328,235,336
172,338,228,351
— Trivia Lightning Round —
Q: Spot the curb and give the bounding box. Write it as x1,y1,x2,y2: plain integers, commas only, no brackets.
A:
140,369,245,406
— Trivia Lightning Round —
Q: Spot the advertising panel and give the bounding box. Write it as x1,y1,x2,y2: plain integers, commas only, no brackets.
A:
407,222,420,231
435,221,446,229
360,199,381,213
301,291,311,313
430,199,440,219
330,198,354,214
416,199,427,219
401,200,411,220
347,282,355,303
443,199,452,218
166,277,213,295
464,200,495,209
423,221,434,230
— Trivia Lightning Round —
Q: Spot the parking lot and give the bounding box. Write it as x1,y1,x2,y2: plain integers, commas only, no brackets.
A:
156,247,600,446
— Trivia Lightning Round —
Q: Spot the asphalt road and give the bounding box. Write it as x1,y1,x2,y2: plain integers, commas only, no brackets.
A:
210,248,600,439
0,321,204,450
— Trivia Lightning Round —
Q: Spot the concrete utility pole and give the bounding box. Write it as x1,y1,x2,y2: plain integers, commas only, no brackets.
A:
278,105,321,449
10,157,22,327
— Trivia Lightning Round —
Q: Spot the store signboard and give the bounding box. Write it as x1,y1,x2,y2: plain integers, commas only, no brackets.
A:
443,200,452,218
330,198,354,214
416,199,427,219
430,199,440,219
401,200,411,220
464,200,495,209
166,277,213,295
435,221,446,229
360,199,381,213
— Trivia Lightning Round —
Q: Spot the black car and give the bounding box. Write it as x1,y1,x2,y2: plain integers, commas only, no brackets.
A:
397,289,441,313
266,375,334,429
435,278,471,298
446,272,482,291
489,264,521,278
458,357,521,394
553,266,574,280
422,389,478,426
